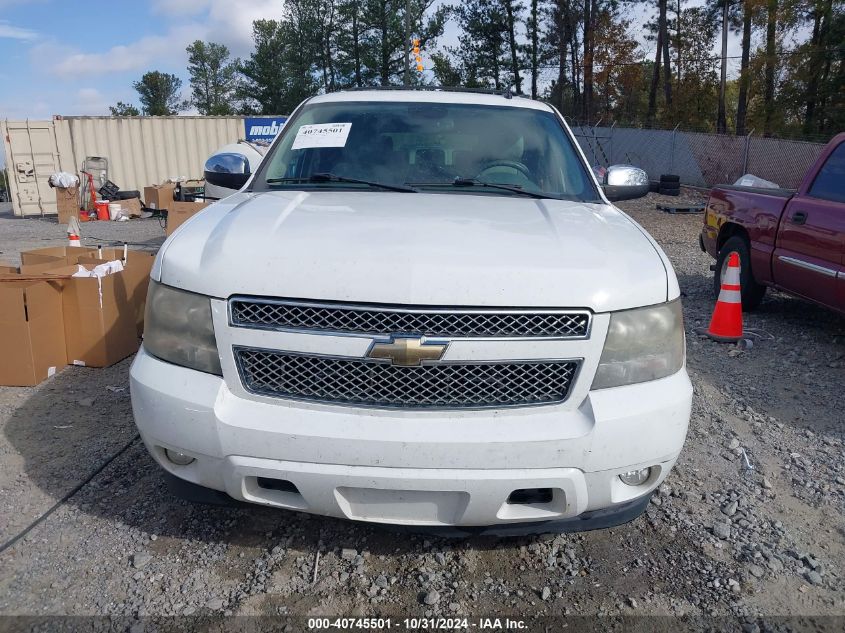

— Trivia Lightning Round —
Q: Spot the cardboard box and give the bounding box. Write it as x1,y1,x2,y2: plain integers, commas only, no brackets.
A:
166,201,210,236
47,260,140,368
144,183,176,211
117,197,143,217
22,246,136,268
77,250,154,336
20,246,100,267
55,186,80,225
0,276,67,386
1,250,154,377
20,246,155,337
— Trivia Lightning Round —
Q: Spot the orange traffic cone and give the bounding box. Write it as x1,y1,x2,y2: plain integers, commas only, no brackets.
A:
705,252,743,342
68,233,81,247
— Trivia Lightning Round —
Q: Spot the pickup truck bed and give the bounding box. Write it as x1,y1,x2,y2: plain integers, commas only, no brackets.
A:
707,185,795,198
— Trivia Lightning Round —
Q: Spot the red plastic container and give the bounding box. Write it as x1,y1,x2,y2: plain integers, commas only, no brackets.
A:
95,200,110,221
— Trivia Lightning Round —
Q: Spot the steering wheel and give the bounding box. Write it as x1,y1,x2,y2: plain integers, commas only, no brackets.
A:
477,160,532,180
421,162,454,180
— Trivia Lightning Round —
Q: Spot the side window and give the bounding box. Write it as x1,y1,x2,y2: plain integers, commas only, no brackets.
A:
808,142,845,203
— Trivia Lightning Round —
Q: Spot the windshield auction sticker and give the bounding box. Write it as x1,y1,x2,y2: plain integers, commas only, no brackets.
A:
291,123,352,150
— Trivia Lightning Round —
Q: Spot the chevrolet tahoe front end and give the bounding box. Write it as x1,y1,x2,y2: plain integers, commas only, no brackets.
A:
130,90,691,534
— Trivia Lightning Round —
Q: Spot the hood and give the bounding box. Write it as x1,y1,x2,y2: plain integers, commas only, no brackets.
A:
157,190,670,312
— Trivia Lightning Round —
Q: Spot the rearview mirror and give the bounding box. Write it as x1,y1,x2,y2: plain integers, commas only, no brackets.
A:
601,165,649,202
204,153,251,190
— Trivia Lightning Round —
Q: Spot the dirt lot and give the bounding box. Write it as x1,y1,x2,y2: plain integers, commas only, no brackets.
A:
0,193,843,629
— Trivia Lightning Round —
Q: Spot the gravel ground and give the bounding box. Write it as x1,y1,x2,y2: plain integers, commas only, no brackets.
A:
0,207,165,266
0,194,843,629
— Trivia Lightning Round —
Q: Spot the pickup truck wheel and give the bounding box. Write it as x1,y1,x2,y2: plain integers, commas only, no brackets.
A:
715,236,766,311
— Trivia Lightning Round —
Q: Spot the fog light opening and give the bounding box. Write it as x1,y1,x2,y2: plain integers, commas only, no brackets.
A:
164,449,195,466
619,467,652,486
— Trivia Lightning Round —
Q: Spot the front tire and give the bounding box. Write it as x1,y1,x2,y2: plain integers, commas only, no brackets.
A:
714,236,766,311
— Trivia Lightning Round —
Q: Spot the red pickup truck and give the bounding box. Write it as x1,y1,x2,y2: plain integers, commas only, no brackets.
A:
700,132,845,314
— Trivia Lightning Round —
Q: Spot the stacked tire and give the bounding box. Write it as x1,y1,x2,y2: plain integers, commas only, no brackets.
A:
659,174,680,196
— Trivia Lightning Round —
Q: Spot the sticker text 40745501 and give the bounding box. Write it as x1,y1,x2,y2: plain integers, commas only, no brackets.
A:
291,123,353,150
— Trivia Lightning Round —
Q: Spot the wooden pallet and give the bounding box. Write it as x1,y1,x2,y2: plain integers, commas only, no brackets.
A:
657,204,705,214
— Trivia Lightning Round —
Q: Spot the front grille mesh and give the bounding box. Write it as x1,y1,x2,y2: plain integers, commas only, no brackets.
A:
236,347,578,409
230,300,589,338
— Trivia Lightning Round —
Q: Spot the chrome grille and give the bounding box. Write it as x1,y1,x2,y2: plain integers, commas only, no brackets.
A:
230,299,590,338
235,347,579,409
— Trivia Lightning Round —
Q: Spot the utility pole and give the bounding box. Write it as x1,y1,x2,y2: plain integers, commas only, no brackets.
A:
404,0,411,86
717,0,729,134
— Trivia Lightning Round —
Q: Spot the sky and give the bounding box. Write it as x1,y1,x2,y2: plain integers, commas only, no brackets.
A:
0,0,281,120
0,0,756,124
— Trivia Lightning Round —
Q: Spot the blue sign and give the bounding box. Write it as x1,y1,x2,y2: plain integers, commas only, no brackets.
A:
245,117,288,142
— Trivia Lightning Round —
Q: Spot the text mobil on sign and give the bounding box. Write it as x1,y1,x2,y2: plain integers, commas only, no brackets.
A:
245,118,288,142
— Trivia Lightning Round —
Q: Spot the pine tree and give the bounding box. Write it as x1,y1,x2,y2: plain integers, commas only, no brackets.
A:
238,19,319,114
109,102,140,117
133,71,188,116
186,41,240,115
452,0,510,89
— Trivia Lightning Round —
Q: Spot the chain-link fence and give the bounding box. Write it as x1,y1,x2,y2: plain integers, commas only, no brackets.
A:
568,122,829,189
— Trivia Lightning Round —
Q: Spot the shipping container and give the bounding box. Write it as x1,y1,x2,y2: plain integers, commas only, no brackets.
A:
1,119,62,217
2,115,285,217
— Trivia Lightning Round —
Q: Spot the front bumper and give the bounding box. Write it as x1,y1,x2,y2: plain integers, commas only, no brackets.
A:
130,346,691,528
701,224,719,258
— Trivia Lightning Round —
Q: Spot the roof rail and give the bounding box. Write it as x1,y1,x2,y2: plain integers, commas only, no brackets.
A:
341,85,514,99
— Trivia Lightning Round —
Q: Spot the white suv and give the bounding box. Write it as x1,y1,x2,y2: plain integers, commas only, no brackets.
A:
130,89,691,535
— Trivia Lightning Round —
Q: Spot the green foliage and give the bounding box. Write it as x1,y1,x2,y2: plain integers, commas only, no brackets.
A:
353,0,447,87
668,6,720,128
449,0,511,90
111,0,838,139
186,40,240,115
592,8,646,121
109,102,140,116
238,18,319,114
237,1,447,113
782,0,844,137
133,71,189,116
430,51,464,87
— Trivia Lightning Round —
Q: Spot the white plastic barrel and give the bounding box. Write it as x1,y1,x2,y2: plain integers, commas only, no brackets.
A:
108,203,122,220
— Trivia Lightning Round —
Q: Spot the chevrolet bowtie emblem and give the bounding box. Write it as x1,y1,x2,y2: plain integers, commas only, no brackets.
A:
367,336,448,366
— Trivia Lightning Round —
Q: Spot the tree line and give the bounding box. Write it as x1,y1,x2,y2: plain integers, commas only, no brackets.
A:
111,0,843,139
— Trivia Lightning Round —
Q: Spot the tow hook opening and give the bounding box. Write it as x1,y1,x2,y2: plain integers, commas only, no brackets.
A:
256,477,300,494
507,488,554,505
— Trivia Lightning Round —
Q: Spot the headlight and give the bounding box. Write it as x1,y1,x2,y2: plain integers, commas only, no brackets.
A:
591,299,684,389
143,281,222,375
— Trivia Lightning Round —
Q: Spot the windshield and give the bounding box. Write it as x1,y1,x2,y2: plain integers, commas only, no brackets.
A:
251,100,599,201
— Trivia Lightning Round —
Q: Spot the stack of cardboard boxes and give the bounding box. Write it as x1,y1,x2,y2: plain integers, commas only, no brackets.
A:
51,177,209,228
143,182,210,236
0,247,155,386
55,183,147,222
2,178,212,387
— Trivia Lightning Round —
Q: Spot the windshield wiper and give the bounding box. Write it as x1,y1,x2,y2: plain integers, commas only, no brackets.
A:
408,177,558,200
267,173,418,193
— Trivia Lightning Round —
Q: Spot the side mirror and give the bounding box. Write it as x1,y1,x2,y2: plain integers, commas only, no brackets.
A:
602,165,649,202
204,153,251,190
